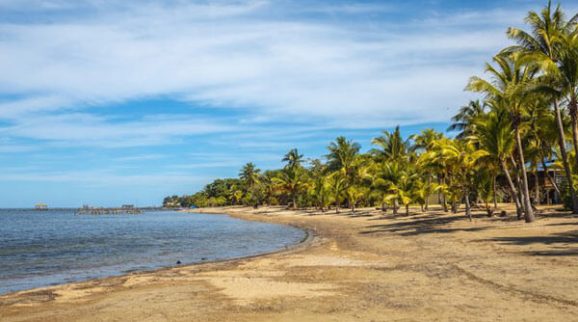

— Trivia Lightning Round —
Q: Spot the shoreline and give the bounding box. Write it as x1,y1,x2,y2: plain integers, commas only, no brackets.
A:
0,209,315,298
2,205,578,321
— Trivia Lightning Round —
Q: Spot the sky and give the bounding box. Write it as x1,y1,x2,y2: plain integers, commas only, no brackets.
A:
0,0,574,207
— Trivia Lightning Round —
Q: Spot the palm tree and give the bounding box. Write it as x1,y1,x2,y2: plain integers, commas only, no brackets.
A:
419,137,456,212
411,128,444,210
467,53,537,222
374,161,413,215
308,159,331,212
434,139,488,220
272,168,307,209
327,136,362,208
505,1,578,213
282,148,304,171
328,170,347,214
447,100,487,139
240,162,260,188
472,108,524,217
239,162,261,207
371,126,412,162
327,136,361,174
410,178,431,213
276,149,307,209
346,185,368,213
557,30,578,168
412,128,443,151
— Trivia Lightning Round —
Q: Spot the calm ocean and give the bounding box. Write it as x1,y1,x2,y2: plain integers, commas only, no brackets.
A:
0,209,306,295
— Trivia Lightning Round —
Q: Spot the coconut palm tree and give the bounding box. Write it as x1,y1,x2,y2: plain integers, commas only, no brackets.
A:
411,128,444,210
371,126,411,162
275,149,308,209
272,168,307,209
374,161,413,215
429,139,488,220
328,170,348,214
467,53,538,222
472,107,524,217
411,128,443,151
557,30,578,168
239,162,262,207
327,136,362,208
282,148,304,171
308,159,331,212
447,100,487,139
327,136,361,174
505,1,578,212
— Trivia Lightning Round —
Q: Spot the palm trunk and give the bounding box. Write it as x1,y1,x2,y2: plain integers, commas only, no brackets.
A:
492,175,498,209
569,95,578,170
405,204,409,215
501,159,523,218
465,191,472,222
442,174,449,212
553,100,578,213
441,174,448,212
335,195,340,214
510,156,524,220
534,169,540,205
437,175,443,205
426,177,431,211
393,199,399,215
514,127,535,223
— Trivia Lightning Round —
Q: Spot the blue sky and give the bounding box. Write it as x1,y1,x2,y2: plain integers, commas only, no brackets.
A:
0,0,574,207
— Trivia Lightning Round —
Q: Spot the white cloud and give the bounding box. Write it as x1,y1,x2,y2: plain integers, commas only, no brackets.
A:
0,0,525,139
1,113,232,147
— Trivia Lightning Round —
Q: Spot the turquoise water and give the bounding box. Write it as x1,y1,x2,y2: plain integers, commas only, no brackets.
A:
0,209,306,295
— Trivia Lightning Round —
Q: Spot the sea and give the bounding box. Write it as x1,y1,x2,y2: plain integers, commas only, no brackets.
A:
0,209,306,295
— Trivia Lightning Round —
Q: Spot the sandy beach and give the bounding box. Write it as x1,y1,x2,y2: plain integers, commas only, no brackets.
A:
1,205,578,321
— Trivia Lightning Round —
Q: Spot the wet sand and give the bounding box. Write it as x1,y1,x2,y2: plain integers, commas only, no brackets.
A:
2,205,578,321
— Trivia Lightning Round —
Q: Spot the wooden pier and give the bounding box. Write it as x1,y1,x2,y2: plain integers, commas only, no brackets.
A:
75,205,142,215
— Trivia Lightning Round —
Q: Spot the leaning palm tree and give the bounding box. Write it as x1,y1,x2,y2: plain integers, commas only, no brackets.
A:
472,107,524,218
505,1,578,212
557,30,578,167
467,53,537,223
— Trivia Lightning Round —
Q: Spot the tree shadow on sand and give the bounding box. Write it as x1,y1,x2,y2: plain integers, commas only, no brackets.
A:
360,213,493,237
478,228,578,257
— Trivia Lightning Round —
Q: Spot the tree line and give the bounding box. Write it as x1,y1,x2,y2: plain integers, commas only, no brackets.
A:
164,2,578,224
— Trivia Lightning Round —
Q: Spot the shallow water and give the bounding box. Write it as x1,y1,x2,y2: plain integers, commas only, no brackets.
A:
0,209,306,294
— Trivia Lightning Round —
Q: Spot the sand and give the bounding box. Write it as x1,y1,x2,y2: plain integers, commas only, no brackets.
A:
1,205,578,321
